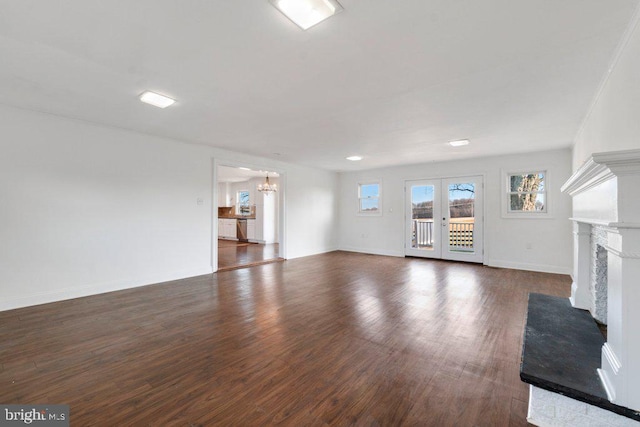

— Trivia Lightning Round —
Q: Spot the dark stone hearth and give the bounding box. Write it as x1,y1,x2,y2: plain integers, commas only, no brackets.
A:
520,293,640,421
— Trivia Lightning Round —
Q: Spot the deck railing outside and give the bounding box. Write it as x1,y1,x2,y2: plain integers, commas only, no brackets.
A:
413,219,434,247
412,219,474,250
448,220,474,250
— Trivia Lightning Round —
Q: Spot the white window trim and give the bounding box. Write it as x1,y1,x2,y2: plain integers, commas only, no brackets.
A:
236,189,250,215
501,170,552,219
357,180,382,216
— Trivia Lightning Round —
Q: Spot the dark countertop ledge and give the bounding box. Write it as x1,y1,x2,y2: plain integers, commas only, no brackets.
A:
219,216,256,220
520,293,640,421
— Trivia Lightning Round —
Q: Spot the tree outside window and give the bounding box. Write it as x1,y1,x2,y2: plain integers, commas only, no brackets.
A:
237,190,250,215
508,172,546,213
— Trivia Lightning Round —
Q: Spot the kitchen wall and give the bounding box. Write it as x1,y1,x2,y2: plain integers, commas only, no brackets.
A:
338,148,573,274
250,177,279,244
217,182,231,207
228,181,250,212
0,104,338,311
218,176,280,243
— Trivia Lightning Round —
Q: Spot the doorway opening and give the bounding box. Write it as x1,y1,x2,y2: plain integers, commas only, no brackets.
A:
405,175,483,263
216,164,284,271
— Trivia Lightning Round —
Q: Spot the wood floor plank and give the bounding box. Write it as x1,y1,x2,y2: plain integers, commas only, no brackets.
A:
0,251,567,425
218,240,281,271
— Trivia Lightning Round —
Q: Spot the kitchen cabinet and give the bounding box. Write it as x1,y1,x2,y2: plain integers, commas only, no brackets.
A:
218,218,237,239
247,219,256,240
224,219,237,239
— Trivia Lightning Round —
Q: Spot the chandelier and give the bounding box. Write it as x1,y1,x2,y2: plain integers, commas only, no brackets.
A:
258,173,278,195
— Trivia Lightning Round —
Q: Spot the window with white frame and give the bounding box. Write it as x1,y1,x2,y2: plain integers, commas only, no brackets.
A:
506,171,546,214
358,181,381,215
236,190,250,215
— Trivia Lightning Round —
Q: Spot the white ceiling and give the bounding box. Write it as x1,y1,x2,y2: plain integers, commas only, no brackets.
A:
1,1,638,171
218,165,279,183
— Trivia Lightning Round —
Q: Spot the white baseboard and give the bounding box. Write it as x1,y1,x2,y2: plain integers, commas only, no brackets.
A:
0,266,214,312
2,256,570,312
488,259,572,275
339,249,571,275
338,249,571,275
338,246,404,258
285,246,340,260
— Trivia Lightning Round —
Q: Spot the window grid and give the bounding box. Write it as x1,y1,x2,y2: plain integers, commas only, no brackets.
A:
507,171,546,213
358,182,381,215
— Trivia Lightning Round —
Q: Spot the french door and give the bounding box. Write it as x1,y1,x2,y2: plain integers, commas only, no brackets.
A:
405,176,483,263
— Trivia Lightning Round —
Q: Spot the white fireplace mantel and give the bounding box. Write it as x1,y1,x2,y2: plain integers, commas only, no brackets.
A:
562,149,640,197
561,148,640,412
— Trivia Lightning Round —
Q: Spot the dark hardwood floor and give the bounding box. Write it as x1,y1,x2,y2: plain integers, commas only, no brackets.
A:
0,251,570,426
218,240,282,271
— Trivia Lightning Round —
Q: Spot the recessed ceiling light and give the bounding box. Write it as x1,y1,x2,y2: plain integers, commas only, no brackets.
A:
139,91,176,108
238,167,251,171
346,156,363,161
269,0,344,30
449,139,470,147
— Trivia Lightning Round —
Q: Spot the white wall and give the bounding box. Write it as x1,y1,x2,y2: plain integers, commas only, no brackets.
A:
259,185,277,244
573,15,640,169
570,14,640,221
285,166,338,259
267,177,280,243
338,149,573,274
0,105,338,311
217,182,231,207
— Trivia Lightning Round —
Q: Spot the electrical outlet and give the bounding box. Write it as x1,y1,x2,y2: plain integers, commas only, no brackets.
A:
197,198,204,206
526,242,532,249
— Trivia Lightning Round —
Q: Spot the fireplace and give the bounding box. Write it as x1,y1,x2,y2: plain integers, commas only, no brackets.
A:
564,150,640,411
522,149,640,425
590,227,608,324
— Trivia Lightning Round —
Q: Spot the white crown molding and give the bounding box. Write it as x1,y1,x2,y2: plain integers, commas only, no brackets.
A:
593,149,640,176
561,149,640,196
569,218,640,229
561,157,614,196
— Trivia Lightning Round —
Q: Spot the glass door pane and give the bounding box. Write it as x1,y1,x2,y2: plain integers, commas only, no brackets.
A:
411,185,435,250
447,182,476,253
441,176,483,263
406,177,482,262
405,180,442,259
